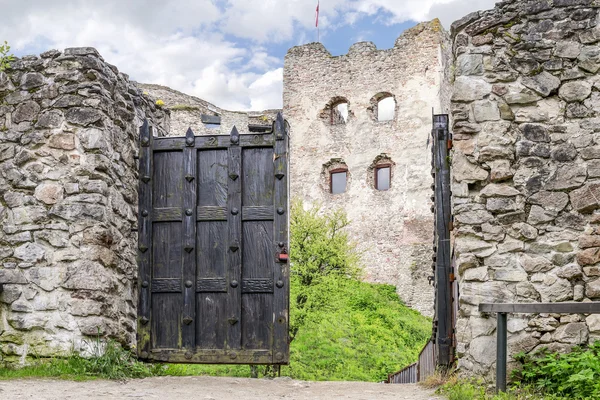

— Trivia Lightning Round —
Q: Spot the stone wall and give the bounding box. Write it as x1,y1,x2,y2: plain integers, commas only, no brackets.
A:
138,83,280,137
451,0,600,377
0,48,167,363
283,20,451,316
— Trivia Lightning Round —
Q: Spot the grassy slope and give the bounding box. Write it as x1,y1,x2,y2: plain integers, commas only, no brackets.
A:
161,276,431,382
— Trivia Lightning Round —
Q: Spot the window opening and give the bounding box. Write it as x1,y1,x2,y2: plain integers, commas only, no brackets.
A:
375,166,391,191
330,169,347,194
204,123,220,129
377,97,395,122
333,102,348,125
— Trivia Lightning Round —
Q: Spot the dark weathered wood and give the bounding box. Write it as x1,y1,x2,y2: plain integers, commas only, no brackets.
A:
197,148,229,350
227,127,242,351
272,112,289,364
497,313,507,394
201,114,221,124
239,133,274,147
154,207,183,222
147,348,273,364
196,278,227,292
196,206,227,221
242,145,274,351
242,206,274,221
182,128,197,351
479,303,600,314
152,150,184,349
137,120,153,359
151,279,182,293
242,279,274,293
139,120,290,364
433,114,452,369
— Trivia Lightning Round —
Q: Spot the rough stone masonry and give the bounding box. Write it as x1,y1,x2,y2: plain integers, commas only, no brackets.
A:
0,47,167,363
451,0,600,378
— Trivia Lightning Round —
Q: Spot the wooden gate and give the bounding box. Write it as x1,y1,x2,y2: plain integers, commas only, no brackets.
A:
136,113,289,365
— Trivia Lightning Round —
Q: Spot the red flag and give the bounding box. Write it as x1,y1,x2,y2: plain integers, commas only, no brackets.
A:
315,1,319,27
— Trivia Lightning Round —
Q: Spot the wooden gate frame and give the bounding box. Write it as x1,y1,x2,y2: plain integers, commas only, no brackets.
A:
136,114,290,364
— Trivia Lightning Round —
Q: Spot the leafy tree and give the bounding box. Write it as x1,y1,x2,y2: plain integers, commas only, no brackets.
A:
290,200,361,287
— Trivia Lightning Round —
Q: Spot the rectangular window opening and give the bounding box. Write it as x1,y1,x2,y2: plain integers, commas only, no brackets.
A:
375,167,391,191
330,170,347,194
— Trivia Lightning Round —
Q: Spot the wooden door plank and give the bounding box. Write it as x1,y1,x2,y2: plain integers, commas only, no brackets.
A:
272,113,290,364
197,149,229,350
241,146,274,351
182,128,197,354
137,120,153,359
227,128,242,353
152,151,184,350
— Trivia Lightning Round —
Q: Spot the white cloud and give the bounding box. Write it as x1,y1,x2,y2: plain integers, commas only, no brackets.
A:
0,0,498,110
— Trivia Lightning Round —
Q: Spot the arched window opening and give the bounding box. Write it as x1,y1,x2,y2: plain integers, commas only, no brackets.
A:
378,97,395,122
330,168,348,194
369,154,395,191
369,93,396,122
319,97,351,126
333,102,348,125
322,158,350,194
375,165,391,191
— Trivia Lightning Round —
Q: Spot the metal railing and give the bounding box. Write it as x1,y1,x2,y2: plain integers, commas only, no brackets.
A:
387,338,436,384
479,302,600,393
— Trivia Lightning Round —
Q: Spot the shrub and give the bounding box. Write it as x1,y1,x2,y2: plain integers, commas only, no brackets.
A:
0,40,15,72
512,341,600,399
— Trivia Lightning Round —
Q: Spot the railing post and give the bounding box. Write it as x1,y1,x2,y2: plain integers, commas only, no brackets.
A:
496,312,507,393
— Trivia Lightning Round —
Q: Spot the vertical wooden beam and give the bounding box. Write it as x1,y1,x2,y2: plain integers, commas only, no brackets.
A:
137,119,153,359
227,126,242,357
433,114,452,369
182,127,197,356
272,113,289,364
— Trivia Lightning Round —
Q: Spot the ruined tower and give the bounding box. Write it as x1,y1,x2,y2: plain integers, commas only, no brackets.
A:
283,20,451,316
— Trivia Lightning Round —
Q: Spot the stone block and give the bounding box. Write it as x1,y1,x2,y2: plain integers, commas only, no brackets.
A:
13,101,40,124
452,152,489,182
13,243,45,263
48,133,76,150
65,107,103,126
464,266,488,281
570,183,600,213
34,183,64,205
522,71,561,97
553,323,588,345
456,54,483,76
61,260,117,292
527,191,568,214
559,81,592,102
472,100,500,122
452,76,492,102
586,278,600,298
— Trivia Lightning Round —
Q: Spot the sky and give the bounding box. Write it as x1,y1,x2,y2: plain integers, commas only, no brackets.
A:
0,0,497,111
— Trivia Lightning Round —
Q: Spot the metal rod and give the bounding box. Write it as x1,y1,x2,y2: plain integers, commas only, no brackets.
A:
496,312,507,393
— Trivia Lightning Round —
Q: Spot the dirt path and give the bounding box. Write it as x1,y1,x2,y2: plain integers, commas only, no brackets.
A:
0,376,444,400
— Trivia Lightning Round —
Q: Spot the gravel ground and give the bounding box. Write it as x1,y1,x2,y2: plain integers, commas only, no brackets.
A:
0,376,444,400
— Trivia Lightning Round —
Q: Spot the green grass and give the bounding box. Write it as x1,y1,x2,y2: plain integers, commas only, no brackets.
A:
0,339,160,381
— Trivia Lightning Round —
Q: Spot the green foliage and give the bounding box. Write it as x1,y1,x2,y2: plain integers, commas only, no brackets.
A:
440,379,556,400
512,341,600,399
169,104,200,111
289,200,361,287
0,41,14,72
0,338,160,380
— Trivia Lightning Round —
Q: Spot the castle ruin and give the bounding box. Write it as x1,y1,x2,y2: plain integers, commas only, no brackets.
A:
1,0,600,379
